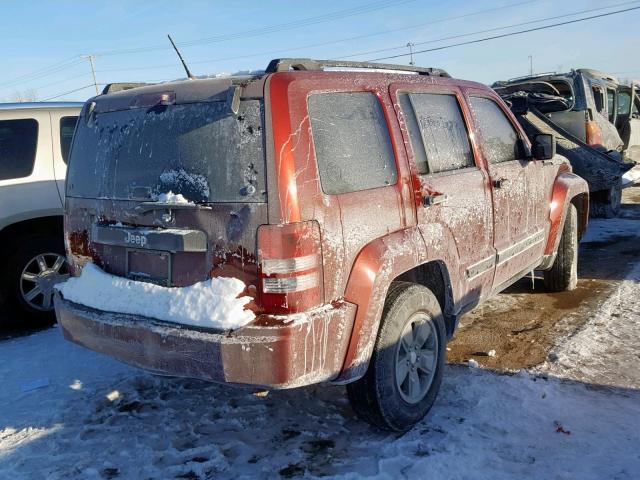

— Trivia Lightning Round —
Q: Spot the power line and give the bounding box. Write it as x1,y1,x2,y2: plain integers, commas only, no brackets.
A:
0,57,84,90
28,72,93,94
337,0,640,60
369,5,640,61
28,1,640,101
0,0,416,89
96,0,416,56
40,76,177,101
41,84,98,101
94,0,541,74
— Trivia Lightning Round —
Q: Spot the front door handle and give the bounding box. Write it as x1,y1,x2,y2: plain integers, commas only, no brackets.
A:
422,193,448,207
492,177,509,189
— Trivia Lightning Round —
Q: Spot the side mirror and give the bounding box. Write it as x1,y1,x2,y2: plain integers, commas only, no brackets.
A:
532,133,556,160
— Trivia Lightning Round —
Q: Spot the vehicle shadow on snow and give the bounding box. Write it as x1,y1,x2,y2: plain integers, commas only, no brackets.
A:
1,364,639,479
0,306,50,340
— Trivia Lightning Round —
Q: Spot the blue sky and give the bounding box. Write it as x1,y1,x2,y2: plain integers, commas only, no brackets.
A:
1,0,638,102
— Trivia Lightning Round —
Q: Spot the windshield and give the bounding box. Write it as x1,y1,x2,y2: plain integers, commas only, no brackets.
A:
67,99,266,203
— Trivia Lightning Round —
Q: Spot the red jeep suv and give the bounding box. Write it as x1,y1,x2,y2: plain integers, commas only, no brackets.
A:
55,59,589,431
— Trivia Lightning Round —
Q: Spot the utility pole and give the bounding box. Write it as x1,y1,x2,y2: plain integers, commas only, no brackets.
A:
528,54,533,76
407,42,415,66
81,54,99,95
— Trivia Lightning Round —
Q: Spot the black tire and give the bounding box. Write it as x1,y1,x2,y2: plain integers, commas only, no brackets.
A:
0,234,67,328
544,204,578,292
590,184,621,218
347,282,447,432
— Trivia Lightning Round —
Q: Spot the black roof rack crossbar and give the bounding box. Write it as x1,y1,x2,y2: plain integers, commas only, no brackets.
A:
265,58,450,77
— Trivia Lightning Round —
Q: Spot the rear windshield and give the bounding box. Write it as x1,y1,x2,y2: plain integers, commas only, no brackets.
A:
67,100,266,203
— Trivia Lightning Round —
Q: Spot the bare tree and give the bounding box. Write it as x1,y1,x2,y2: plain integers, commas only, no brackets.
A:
8,88,38,102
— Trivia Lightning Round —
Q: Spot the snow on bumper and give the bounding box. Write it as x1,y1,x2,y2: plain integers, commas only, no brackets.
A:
54,293,356,389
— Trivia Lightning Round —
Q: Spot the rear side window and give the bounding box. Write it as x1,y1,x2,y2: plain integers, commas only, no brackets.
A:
0,119,38,180
469,97,521,164
308,92,397,194
60,116,78,164
606,89,616,122
592,86,605,112
399,92,474,174
618,91,631,115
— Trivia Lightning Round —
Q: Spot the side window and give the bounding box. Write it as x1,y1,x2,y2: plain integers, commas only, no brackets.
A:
607,89,616,122
618,92,631,116
308,92,397,194
633,95,640,116
399,92,474,174
60,116,78,164
469,97,521,164
592,86,605,113
0,119,38,181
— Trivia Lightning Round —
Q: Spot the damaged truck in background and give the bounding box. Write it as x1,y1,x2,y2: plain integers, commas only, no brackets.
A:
54,58,589,431
493,68,638,217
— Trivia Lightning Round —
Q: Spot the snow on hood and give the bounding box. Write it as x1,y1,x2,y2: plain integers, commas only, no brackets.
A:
55,263,255,330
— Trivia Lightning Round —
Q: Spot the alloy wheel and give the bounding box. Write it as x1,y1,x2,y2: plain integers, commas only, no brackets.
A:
19,253,69,311
395,312,439,404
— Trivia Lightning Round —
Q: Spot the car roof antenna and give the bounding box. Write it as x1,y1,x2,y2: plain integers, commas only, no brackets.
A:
167,34,195,80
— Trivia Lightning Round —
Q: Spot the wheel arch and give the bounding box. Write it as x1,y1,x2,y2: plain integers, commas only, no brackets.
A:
544,172,589,256
395,260,455,337
333,227,456,384
0,216,64,254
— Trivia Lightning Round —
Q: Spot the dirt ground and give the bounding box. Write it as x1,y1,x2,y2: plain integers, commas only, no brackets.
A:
448,186,640,370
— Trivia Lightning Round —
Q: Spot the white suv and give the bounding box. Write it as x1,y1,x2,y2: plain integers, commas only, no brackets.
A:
0,102,82,325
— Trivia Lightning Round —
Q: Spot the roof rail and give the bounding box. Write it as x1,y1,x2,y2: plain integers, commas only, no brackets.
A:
505,71,559,82
101,82,152,95
576,69,619,84
265,58,450,77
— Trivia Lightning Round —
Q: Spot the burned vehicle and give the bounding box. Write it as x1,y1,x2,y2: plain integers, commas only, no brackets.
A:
55,58,588,431
493,69,636,217
617,80,640,163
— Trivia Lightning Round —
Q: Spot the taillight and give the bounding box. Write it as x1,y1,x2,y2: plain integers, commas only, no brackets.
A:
257,221,323,314
585,120,603,146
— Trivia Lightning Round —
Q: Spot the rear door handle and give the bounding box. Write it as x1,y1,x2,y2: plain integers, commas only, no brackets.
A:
422,193,448,207
492,178,509,189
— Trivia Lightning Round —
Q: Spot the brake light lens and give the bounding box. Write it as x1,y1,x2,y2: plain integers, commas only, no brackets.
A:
585,120,603,146
257,221,323,314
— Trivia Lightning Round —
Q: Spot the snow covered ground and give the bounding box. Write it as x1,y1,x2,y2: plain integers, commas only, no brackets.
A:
622,164,640,187
1,202,639,479
1,327,638,479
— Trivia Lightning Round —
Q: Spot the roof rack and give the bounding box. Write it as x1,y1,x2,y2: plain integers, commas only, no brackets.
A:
265,58,450,77
576,69,619,84
101,82,153,95
505,71,559,83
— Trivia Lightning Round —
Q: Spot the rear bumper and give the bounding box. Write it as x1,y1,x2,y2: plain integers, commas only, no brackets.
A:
54,293,356,389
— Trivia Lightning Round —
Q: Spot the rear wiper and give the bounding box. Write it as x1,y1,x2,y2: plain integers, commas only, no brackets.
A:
134,202,212,214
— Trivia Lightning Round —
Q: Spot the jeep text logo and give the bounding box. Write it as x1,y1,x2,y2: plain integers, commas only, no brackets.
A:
125,231,147,248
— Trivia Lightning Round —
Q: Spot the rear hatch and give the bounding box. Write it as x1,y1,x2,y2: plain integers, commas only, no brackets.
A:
64,79,267,299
